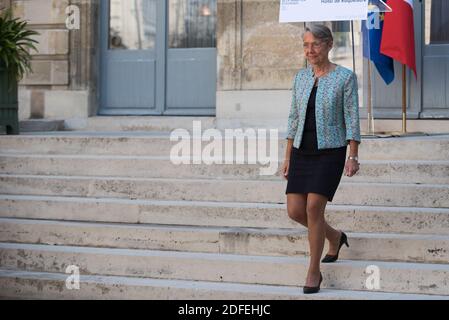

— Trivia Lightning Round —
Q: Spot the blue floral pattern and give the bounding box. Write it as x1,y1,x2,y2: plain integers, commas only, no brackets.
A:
286,65,362,149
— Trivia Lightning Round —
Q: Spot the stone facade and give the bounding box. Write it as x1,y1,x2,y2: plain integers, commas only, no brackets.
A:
217,0,305,91
0,0,10,11
11,0,94,122
216,0,307,128
6,0,448,130
9,0,306,127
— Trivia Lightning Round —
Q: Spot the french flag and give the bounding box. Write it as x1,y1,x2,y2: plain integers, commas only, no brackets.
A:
380,0,417,78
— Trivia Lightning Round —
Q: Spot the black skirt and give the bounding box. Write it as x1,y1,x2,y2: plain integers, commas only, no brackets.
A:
285,145,347,202
285,85,347,202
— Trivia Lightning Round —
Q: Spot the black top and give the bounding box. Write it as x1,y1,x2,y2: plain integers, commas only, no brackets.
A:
297,85,346,155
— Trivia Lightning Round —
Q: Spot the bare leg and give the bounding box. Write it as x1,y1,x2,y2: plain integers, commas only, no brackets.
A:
287,193,342,255
304,193,328,287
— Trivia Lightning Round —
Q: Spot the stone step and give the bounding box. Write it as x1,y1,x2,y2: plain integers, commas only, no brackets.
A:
73,116,217,132
2,269,447,300
0,174,448,208
1,132,449,161
0,133,172,156
1,217,448,264
1,195,448,235
360,119,449,135
1,154,449,185
19,120,65,132
1,243,448,295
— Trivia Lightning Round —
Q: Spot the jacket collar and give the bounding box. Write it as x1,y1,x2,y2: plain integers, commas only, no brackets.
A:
307,64,341,80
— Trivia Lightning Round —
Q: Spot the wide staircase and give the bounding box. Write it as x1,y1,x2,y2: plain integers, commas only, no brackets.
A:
0,131,448,299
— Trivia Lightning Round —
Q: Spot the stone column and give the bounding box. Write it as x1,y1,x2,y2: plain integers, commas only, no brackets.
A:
68,0,100,117
217,0,305,91
217,0,243,91
216,0,306,129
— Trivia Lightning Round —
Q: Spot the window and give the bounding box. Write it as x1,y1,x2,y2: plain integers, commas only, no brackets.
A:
109,0,156,50
425,0,449,45
169,0,217,49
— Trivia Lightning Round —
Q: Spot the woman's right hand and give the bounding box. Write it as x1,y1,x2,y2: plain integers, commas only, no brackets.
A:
282,159,290,180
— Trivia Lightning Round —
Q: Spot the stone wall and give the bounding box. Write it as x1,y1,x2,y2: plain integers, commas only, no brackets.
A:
11,0,95,123
0,0,10,11
8,0,304,124
216,0,306,129
217,0,306,91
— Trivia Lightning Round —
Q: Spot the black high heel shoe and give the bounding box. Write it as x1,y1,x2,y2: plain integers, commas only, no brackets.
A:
303,273,323,294
321,231,349,263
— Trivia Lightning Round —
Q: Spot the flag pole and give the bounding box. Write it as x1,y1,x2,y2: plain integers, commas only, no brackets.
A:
402,64,407,133
367,60,374,134
351,21,355,72
364,15,375,136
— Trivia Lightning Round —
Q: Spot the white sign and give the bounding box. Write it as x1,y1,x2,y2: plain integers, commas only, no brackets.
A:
279,0,369,23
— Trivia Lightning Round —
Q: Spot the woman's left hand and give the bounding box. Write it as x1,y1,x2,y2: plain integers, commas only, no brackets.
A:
345,159,360,177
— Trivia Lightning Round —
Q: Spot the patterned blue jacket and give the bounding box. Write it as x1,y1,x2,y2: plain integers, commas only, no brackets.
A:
286,65,362,149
